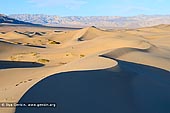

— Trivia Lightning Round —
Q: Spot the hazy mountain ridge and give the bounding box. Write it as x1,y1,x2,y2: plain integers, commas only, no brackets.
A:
0,14,41,26
9,14,170,28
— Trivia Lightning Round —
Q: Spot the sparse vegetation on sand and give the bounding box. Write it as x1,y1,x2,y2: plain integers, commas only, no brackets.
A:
9,52,40,62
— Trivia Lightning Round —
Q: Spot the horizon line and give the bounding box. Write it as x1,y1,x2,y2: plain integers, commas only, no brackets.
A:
4,13,170,17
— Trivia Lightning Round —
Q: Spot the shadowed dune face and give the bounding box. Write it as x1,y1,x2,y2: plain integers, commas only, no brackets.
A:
0,60,44,69
14,31,46,38
0,40,46,49
15,60,170,113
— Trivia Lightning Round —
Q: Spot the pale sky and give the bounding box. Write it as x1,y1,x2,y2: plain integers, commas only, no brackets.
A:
1,0,170,16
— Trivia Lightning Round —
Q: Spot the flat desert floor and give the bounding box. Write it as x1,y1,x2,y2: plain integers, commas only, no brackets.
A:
0,25,170,113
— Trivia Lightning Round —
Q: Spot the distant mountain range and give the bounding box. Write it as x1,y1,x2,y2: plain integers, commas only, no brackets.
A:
0,14,41,26
9,14,170,28
1,14,170,29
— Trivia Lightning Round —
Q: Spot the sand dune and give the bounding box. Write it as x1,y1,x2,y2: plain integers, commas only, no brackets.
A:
104,46,170,70
0,25,170,113
15,59,170,113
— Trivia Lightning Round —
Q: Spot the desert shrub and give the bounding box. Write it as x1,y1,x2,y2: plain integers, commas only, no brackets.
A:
59,62,67,65
38,59,50,63
49,40,61,44
10,56,16,61
13,42,20,44
31,52,38,56
54,30,63,32
80,54,85,58
1,32,6,34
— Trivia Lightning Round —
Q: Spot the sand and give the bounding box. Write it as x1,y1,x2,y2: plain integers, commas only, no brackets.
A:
0,24,170,113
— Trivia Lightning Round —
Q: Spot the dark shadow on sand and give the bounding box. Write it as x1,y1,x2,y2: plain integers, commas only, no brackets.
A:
15,59,170,113
25,45,46,48
0,60,44,69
